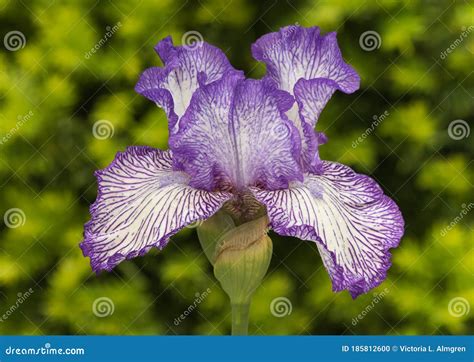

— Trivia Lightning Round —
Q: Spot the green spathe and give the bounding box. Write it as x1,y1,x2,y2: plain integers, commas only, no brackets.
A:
197,210,236,266
197,213,273,335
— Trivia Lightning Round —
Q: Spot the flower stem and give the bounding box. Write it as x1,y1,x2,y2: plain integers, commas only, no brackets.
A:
231,302,250,335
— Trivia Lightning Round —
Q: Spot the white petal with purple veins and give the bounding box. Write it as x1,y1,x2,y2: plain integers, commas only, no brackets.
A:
251,161,404,298
252,26,360,172
252,26,360,105
81,146,231,272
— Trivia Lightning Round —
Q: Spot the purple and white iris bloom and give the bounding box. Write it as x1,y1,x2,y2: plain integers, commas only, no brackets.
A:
81,26,404,298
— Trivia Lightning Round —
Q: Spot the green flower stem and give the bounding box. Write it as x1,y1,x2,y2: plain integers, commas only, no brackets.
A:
231,301,250,336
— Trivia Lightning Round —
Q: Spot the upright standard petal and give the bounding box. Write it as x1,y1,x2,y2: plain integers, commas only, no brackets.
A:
135,36,239,133
81,146,231,272
252,26,360,173
252,25,360,126
251,162,404,298
170,73,303,191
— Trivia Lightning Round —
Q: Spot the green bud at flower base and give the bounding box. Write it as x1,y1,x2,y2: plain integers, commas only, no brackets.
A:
197,211,273,335
213,216,272,304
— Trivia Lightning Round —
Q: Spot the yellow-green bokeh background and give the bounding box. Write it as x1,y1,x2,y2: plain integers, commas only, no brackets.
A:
0,0,472,335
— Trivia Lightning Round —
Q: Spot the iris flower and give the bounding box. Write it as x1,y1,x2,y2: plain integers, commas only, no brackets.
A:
81,26,404,299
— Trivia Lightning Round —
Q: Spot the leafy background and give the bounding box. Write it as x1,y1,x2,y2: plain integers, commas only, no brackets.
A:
0,0,472,335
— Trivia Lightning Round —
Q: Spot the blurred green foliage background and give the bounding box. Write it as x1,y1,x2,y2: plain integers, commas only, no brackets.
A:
0,0,472,335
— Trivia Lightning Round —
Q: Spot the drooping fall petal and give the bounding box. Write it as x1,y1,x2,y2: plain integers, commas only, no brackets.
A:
81,146,231,272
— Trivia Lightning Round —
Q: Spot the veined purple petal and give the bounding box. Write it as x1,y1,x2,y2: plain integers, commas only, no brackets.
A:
252,26,360,172
170,73,303,191
252,26,360,113
251,161,404,298
135,36,239,134
294,78,343,127
81,146,231,272
286,104,326,174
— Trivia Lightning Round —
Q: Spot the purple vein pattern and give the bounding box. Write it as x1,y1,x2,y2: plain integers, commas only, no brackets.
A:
81,25,404,298
82,147,231,271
